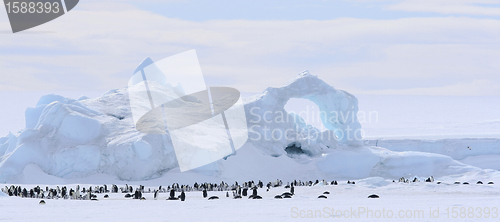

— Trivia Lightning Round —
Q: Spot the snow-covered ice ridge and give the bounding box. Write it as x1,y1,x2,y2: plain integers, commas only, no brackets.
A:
0,71,498,184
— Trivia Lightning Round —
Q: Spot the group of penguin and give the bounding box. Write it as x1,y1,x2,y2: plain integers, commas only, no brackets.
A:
2,185,99,200
397,176,434,183
3,177,494,204
451,181,494,185
1,179,350,203
396,176,495,185
397,176,439,183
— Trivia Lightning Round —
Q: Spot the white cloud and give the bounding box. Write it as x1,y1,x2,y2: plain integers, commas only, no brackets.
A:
386,0,500,16
0,1,499,96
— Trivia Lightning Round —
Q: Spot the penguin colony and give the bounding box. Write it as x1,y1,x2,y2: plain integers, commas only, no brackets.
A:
0,177,494,203
394,176,493,186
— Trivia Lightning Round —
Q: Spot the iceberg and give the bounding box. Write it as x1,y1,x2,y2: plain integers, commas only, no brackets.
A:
0,71,493,183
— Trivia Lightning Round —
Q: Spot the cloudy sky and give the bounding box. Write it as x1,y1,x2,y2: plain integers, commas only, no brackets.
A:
1,0,500,96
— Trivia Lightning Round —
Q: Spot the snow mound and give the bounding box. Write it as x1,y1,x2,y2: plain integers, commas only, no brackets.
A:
369,139,500,170
316,146,482,180
355,177,391,188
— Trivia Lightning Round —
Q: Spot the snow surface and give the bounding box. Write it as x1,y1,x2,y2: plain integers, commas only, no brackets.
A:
1,179,500,222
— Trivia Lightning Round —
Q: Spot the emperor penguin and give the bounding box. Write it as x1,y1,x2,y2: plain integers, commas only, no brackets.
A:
180,191,186,201
76,185,80,199
170,189,175,198
154,190,159,200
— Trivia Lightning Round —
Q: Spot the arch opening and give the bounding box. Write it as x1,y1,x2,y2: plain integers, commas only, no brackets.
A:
284,98,327,131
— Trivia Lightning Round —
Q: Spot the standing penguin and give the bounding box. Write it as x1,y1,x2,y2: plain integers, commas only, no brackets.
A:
22,188,28,198
202,189,207,198
134,190,142,199
242,188,248,196
76,185,80,199
180,191,185,201
61,188,67,199
154,190,159,200
169,189,175,200
291,185,295,195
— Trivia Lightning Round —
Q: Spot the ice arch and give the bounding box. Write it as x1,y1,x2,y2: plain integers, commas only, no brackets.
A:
244,71,362,157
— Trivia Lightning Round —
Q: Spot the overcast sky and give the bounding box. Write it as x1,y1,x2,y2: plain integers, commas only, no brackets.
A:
1,0,500,96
